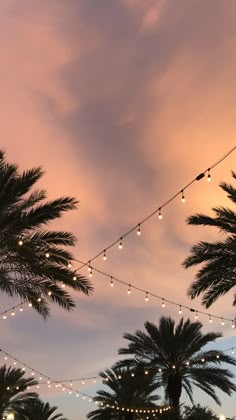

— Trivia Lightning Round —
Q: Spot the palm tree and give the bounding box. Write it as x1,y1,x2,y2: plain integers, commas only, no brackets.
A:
0,365,38,419
0,150,93,317
87,364,160,420
18,400,68,420
118,317,236,420
182,404,218,420
183,171,236,308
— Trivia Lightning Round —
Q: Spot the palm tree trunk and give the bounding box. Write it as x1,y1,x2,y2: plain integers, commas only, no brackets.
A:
168,375,181,420
124,412,134,420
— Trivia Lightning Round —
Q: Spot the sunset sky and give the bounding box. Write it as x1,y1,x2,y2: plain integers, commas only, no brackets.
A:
1,1,236,419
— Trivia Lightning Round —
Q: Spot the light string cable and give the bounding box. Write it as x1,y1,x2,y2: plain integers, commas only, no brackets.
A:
0,348,171,414
76,145,236,270
75,259,236,327
1,345,235,389
0,301,26,319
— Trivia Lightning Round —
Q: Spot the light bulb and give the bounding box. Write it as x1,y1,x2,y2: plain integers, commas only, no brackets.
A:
181,190,185,203
144,370,148,375
128,285,131,295
103,250,107,261
89,269,93,278
232,321,235,329
118,238,123,250
18,240,23,246
73,276,77,281
201,357,205,363
62,283,65,288
45,253,50,258
20,306,23,312
209,315,212,323
48,291,52,296
158,209,162,220
179,306,182,314
207,169,211,182
28,302,32,307
216,354,220,359
110,277,114,287
37,297,41,302
11,310,15,316
145,292,149,302
68,262,72,268
137,224,141,236
221,318,225,326
162,299,165,308
13,361,16,365
3,313,7,320
195,311,198,319
131,372,135,377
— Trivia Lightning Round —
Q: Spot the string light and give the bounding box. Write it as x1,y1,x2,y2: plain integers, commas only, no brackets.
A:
137,224,141,236
45,253,50,258
73,276,77,281
118,238,123,250
181,190,185,203
209,315,212,323
128,285,131,295
103,250,107,261
18,240,23,246
179,305,182,315
75,259,236,328
145,292,149,302
11,309,15,317
207,168,211,182
75,147,236,272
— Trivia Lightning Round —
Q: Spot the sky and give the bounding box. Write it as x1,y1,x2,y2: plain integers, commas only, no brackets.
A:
0,0,236,418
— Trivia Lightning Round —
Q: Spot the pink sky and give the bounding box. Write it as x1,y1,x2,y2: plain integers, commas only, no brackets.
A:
0,1,236,418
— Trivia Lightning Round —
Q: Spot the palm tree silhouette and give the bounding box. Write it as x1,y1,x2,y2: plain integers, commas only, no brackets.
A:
18,400,68,420
118,317,236,420
0,151,93,317
183,171,236,308
87,364,160,419
0,365,38,419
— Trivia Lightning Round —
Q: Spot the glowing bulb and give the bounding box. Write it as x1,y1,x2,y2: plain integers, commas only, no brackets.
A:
37,297,41,302
128,285,131,295
89,269,93,278
201,357,205,363
195,311,198,320
181,190,185,203
144,370,148,375
28,302,32,307
68,262,72,268
110,277,114,287
137,224,141,236
13,361,16,365
4,356,8,360
11,310,15,316
172,365,175,369
73,276,77,281
18,240,23,246
131,372,135,377
145,292,149,302
221,318,225,326
232,321,235,329
162,299,165,308
103,250,107,261
62,283,65,288
209,315,212,323
3,313,7,320
118,238,123,250
20,306,23,312
93,378,96,383
216,354,220,359
48,291,52,296
179,306,182,314
207,169,211,182
82,380,85,385
158,209,162,220
45,253,50,258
